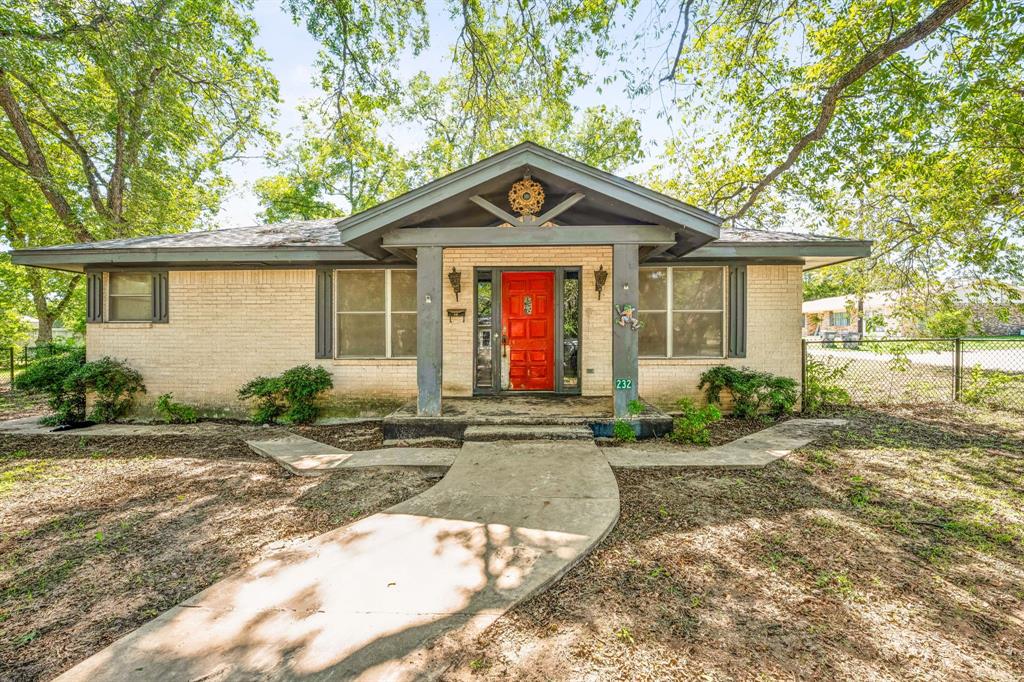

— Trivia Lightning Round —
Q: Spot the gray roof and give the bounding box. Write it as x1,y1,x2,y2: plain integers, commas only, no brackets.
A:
715,227,862,243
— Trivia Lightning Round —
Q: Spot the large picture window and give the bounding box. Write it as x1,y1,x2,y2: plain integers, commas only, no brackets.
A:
108,273,152,321
638,267,725,357
335,269,417,358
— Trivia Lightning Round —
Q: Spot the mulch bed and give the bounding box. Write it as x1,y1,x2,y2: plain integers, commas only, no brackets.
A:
0,422,433,681
442,404,1024,681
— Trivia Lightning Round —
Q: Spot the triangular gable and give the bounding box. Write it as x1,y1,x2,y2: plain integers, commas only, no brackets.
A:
337,142,722,259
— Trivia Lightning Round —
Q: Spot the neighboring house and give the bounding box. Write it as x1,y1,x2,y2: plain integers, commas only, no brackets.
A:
22,316,80,343
802,290,903,339
12,143,870,417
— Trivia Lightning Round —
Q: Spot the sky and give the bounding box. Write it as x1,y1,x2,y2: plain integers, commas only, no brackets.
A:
216,1,681,228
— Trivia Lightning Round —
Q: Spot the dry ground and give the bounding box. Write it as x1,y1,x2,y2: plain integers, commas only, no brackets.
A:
0,423,435,681
444,404,1024,681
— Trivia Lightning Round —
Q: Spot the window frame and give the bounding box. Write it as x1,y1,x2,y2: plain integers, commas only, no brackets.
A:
830,311,850,327
638,265,727,359
333,268,417,359
106,272,154,323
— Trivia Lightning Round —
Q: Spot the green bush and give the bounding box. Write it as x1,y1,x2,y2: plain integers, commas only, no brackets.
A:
238,364,333,424
14,352,145,424
154,393,198,424
13,348,86,424
698,366,798,419
669,398,721,445
612,419,637,442
961,365,1021,406
924,309,972,338
803,358,852,413
70,357,146,423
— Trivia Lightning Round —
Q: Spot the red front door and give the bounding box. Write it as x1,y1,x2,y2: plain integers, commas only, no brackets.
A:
501,271,555,391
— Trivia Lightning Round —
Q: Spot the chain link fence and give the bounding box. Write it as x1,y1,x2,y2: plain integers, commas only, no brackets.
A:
803,337,1024,411
0,343,79,389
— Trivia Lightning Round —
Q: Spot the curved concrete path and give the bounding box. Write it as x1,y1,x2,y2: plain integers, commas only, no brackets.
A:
55,440,619,682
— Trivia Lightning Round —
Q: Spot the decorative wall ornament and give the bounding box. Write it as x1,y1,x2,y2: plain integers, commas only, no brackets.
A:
523,295,533,316
448,267,462,301
508,177,545,217
615,304,644,331
594,265,608,299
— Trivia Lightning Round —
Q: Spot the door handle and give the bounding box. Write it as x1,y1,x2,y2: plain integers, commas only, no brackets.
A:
502,334,508,357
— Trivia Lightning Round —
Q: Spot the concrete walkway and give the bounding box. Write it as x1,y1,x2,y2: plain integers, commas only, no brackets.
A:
55,439,619,682
246,435,456,475
604,418,847,468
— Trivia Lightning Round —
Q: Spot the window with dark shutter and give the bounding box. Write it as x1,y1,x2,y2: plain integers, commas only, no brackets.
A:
728,264,747,358
86,272,103,323
315,269,334,358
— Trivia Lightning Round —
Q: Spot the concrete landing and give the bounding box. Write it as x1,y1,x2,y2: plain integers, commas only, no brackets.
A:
55,440,619,682
604,418,847,468
463,424,594,442
246,435,455,476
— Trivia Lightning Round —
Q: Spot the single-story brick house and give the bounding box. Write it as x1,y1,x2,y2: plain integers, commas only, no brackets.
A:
12,143,870,417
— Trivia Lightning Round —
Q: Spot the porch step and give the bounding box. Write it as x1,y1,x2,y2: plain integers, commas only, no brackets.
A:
462,424,594,442
382,436,462,448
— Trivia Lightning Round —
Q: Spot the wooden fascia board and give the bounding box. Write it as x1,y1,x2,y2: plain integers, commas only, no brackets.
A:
11,246,379,270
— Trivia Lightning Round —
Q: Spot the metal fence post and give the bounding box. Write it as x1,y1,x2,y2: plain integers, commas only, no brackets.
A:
801,338,807,410
953,337,962,402
7,347,12,386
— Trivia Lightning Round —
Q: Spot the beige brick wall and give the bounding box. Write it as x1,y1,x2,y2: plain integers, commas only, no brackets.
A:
639,264,803,403
88,269,416,414
441,246,613,397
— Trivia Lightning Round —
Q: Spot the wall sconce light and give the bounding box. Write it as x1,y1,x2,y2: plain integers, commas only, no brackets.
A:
448,267,462,301
594,265,608,299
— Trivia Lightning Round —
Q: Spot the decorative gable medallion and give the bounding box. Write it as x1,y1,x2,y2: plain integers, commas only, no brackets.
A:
508,177,545,218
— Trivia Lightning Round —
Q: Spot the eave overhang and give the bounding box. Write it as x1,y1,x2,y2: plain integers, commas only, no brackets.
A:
652,239,873,271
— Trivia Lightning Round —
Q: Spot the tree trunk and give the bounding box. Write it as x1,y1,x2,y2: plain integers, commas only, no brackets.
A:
34,314,54,345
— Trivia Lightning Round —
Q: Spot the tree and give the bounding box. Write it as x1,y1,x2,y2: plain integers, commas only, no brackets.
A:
0,0,279,341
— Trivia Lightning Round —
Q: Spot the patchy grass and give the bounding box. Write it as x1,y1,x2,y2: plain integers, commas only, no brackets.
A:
0,425,434,681
0,390,48,422
445,404,1024,681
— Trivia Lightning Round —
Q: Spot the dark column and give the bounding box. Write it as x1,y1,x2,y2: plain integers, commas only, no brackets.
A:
612,244,640,417
417,247,443,416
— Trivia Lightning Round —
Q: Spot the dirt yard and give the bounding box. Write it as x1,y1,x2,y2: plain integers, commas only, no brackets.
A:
0,423,435,681
444,404,1024,681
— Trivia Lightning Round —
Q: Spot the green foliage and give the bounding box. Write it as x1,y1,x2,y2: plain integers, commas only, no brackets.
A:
627,399,644,416
70,358,146,423
238,364,333,424
612,420,637,442
961,366,1022,407
13,348,86,424
154,393,198,424
925,309,973,339
803,358,853,414
699,366,798,419
669,398,721,445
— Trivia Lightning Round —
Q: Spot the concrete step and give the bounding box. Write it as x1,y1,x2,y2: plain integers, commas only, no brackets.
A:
463,424,594,442
382,436,462,448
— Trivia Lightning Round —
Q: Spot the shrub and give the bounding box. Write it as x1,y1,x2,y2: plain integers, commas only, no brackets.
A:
961,365,1021,406
13,348,86,424
924,309,972,338
627,399,645,416
70,357,146,423
238,364,333,424
669,398,721,445
803,358,852,413
612,419,637,442
154,393,198,424
698,366,798,419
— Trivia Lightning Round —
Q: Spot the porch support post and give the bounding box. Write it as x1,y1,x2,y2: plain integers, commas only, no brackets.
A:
613,243,640,418
416,246,443,416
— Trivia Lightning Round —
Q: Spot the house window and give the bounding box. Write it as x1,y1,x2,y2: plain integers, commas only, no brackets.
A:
830,311,850,327
108,273,152,321
335,269,417,358
638,266,725,357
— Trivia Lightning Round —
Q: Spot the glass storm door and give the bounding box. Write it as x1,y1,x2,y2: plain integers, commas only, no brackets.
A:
501,271,555,391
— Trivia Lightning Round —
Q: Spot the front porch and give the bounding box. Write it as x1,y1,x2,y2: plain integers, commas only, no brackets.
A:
384,394,673,441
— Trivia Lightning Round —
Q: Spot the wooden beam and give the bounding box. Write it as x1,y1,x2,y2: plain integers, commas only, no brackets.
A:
469,195,521,226
382,224,678,248
533,192,584,225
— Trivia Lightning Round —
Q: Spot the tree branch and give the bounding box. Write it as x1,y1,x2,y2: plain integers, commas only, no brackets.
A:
728,0,975,222
0,14,109,43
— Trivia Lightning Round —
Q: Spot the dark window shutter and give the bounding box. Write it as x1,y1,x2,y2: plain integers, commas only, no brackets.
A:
151,272,169,323
728,264,747,358
315,269,334,358
86,272,103,323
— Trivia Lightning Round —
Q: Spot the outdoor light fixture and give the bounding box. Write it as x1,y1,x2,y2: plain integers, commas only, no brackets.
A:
594,265,608,299
448,267,462,301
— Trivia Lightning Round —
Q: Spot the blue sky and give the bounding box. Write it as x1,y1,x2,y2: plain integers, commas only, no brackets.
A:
218,1,681,227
